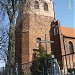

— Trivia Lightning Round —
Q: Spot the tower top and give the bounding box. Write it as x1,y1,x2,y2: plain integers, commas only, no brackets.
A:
23,0,54,18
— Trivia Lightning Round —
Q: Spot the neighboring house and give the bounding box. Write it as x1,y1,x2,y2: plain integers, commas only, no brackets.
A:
61,27,75,74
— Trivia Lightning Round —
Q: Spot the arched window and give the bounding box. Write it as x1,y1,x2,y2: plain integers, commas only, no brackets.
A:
36,37,41,47
44,2,48,11
34,1,39,9
36,37,41,42
69,41,74,54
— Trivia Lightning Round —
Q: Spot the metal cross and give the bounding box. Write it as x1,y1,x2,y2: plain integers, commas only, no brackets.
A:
38,34,54,55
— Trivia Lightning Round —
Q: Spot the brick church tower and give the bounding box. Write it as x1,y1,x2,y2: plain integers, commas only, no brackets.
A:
15,0,55,73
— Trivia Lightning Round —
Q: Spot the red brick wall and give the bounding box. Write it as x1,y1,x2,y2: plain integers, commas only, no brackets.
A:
29,14,54,61
61,36,75,73
15,14,30,72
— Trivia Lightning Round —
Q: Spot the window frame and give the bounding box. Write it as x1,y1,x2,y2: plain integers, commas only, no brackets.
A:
69,41,74,54
44,2,48,11
34,1,39,9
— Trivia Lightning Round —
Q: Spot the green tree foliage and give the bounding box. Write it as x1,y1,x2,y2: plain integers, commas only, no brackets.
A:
31,44,51,75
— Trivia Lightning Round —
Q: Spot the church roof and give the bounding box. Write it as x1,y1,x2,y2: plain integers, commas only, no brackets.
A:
61,26,75,37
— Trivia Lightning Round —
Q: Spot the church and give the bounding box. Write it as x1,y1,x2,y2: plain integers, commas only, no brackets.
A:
15,0,75,74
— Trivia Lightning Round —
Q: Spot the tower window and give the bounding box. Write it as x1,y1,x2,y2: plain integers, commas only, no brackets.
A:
34,1,39,9
44,2,48,11
36,37,41,43
69,41,74,54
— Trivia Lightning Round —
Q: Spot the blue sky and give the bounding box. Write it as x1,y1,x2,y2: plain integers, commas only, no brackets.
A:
0,60,5,67
54,0,75,28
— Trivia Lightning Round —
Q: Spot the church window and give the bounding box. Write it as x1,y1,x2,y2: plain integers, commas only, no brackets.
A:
44,2,48,11
36,37,41,42
25,0,26,4
36,37,41,47
34,1,39,9
69,41,74,54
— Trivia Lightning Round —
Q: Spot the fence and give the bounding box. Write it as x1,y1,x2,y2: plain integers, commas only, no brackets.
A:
14,55,62,75
62,52,75,75
1,53,75,75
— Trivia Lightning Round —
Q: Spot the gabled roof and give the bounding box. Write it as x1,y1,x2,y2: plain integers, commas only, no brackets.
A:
61,26,75,37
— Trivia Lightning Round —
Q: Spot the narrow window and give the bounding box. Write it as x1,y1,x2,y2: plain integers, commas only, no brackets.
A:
34,1,39,9
44,2,48,11
36,37,41,47
50,28,54,36
69,41,74,54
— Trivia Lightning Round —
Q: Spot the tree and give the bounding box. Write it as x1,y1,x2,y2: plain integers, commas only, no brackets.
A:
0,26,8,62
31,44,51,75
0,0,22,75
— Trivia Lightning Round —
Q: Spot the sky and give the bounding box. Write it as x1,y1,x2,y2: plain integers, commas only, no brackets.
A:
54,0,75,28
0,60,5,67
